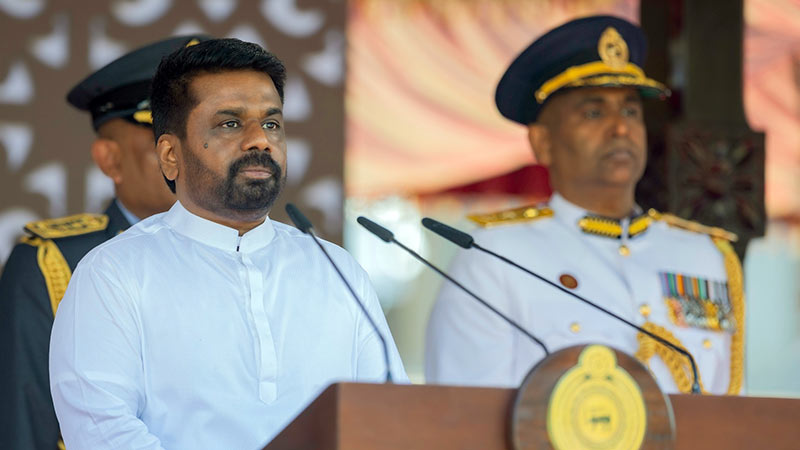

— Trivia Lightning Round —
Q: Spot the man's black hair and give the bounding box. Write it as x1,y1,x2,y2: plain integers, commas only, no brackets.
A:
150,38,287,193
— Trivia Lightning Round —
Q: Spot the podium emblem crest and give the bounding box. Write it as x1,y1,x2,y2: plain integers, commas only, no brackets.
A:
546,345,646,450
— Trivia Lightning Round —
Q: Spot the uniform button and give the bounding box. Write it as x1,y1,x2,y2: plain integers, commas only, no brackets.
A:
559,274,578,289
639,304,651,318
703,339,712,349
570,322,581,333
618,245,630,256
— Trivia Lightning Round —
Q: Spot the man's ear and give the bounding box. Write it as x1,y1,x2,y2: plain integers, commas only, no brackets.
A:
90,138,123,184
527,123,552,167
157,135,179,183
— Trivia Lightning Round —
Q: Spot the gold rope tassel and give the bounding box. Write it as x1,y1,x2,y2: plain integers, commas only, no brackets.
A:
635,322,706,394
712,237,745,395
34,238,72,317
636,238,745,395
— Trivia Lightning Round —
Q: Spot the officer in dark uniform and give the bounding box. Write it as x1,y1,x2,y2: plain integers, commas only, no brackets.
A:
0,34,209,450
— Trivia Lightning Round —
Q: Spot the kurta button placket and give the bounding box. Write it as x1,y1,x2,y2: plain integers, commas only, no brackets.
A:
239,244,277,403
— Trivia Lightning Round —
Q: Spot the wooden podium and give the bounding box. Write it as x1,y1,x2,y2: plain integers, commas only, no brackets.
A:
265,382,800,450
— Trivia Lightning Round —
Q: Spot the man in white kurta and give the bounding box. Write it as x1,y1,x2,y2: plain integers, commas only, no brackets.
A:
425,16,743,395
50,38,406,449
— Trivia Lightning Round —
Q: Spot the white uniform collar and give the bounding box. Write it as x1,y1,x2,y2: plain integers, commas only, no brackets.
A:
549,192,650,240
549,193,587,230
163,200,276,253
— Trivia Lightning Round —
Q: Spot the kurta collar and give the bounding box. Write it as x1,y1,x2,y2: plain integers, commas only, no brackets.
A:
163,201,276,253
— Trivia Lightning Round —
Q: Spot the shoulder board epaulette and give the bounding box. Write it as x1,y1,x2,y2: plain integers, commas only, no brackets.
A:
467,205,553,228
24,213,109,240
648,209,737,242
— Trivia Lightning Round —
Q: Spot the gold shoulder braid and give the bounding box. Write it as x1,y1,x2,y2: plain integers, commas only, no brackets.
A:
468,205,553,228
24,213,108,239
635,222,744,394
712,237,745,395
35,239,72,317
21,213,107,316
648,209,738,242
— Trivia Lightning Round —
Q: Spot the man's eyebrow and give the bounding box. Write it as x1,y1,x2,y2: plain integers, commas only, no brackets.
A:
575,96,605,107
214,108,244,117
213,107,283,117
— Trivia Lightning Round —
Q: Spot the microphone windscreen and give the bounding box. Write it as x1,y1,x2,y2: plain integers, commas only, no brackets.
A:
356,216,394,243
285,203,313,234
421,218,474,249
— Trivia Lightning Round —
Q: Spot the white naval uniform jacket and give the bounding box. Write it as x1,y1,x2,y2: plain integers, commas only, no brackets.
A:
425,193,742,395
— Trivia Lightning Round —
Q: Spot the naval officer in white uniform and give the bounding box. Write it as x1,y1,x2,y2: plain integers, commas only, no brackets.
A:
425,15,744,395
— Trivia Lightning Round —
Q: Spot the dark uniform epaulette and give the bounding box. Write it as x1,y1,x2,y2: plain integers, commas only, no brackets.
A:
467,205,553,228
647,209,738,242
24,213,109,240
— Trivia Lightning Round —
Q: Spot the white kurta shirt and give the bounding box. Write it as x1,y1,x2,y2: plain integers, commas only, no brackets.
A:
425,194,738,394
50,201,406,450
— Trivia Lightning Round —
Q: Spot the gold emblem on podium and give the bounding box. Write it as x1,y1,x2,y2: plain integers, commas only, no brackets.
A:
546,345,646,450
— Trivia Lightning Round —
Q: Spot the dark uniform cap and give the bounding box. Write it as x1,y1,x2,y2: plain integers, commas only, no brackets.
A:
495,15,670,125
67,34,211,130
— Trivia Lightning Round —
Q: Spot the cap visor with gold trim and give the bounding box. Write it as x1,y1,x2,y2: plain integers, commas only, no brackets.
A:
495,15,669,125
67,35,210,130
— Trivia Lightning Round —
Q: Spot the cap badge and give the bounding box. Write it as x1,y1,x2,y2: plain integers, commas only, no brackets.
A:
597,27,629,69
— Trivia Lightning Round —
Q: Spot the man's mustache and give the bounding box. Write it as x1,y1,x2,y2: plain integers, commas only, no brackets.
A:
228,152,282,178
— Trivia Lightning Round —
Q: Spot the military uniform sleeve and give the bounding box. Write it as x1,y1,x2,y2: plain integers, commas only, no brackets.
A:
0,242,61,450
425,245,520,387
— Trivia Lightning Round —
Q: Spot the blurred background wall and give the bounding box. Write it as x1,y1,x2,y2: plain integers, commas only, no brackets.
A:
2,0,800,396
0,0,345,261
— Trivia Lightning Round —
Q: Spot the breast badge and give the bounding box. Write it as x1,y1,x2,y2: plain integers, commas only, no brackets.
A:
660,272,734,331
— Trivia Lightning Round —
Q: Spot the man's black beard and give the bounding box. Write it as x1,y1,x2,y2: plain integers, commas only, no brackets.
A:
217,152,285,212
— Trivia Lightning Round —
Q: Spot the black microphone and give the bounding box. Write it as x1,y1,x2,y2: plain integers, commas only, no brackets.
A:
285,204,393,383
421,217,702,394
356,216,549,356
285,203,313,233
